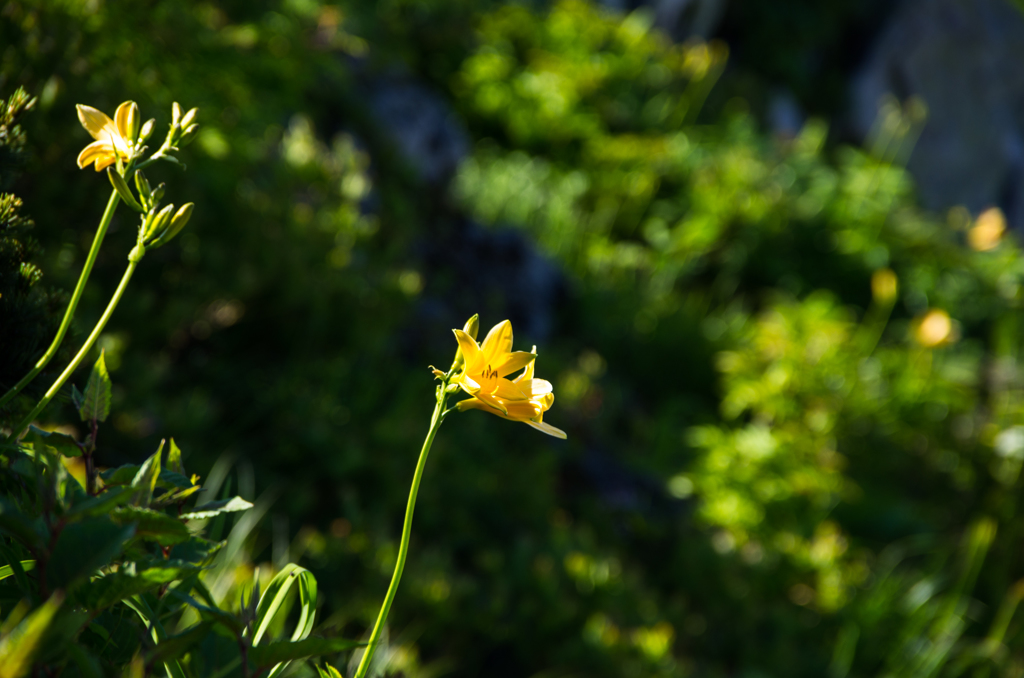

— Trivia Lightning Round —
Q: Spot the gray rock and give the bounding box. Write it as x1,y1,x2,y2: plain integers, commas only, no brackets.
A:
850,0,1024,228
367,78,470,186
598,0,727,39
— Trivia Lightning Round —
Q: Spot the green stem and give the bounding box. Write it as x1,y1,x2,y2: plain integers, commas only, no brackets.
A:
354,389,449,678
0,189,121,408
10,254,141,441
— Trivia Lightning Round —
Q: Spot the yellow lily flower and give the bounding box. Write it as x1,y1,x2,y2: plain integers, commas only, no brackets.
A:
456,345,566,439
452,319,539,414
76,101,137,171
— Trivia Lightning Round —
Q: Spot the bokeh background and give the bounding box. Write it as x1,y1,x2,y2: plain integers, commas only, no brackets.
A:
5,0,1024,675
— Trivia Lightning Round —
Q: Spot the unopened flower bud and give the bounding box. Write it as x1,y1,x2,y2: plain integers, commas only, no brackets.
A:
139,118,155,142
152,182,166,204
179,123,199,147
135,170,152,204
107,168,144,212
125,101,140,142
171,102,182,127
150,202,194,248
144,203,175,242
463,313,480,341
180,107,198,128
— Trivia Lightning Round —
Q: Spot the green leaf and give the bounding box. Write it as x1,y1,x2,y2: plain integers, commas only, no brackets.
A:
169,537,225,564
99,463,141,486
21,425,82,458
164,589,244,634
111,507,189,546
145,621,215,665
248,637,361,668
79,350,112,423
0,592,64,677
77,562,199,609
167,438,185,474
315,664,344,678
254,564,319,678
0,499,46,551
0,560,35,583
70,384,85,413
65,486,134,520
47,517,135,590
130,444,163,507
0,544,32,593
181,496,253,520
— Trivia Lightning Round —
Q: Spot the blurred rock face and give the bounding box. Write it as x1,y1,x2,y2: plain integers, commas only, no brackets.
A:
851,0,1024,228
599,0,728,39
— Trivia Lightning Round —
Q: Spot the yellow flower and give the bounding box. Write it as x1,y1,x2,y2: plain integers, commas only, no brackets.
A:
967,207,1006,252
76,101,138,171
913,309,957,348
452,320,566,439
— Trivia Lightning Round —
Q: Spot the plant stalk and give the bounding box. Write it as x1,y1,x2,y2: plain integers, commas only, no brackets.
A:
10,255,141,441
0,190,122,408
354,388,449,678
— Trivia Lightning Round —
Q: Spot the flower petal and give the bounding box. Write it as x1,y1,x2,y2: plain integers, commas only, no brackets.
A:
77,105,116,140
453,329,483,370
526,420,567,439
472,391,509,415
494,351,536,378
480,320,513,363
76,140,113,169
514,379,553,399
114,101,135,140
458,373,482,395
493,377,528,401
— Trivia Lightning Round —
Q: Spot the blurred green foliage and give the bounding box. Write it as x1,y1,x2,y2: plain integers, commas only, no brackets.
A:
3,0,1024,677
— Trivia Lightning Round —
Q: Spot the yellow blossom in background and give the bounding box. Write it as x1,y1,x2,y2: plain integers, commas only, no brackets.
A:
913,309,956,348
76,101,138,171
456,345,566,438
871,268,898,303
968,207,1006,252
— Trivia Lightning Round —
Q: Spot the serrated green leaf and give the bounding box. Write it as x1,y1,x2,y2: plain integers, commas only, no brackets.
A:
181,496,253,520
169,537,225,564
47,518,134,590
249,638,361,668
131,444,163,507
99,463,141,486
152,484,203,507
158,469,195,489
21,426,82,458
77,562,199,609
167,438,184,474
111,507,189,546
65,487,133,520
70,384,85,413
79,351,112,423
0,592,64,677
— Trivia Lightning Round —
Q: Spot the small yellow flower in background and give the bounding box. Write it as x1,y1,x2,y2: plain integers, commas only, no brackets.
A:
76,101,138,171
452,319,566,438
871,268,899,304
968,207,1006,252
913,309,957,348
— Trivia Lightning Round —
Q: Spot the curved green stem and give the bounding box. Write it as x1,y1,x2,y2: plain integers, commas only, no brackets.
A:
354,389,449,678
0,189,121,408
10,255,141,441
